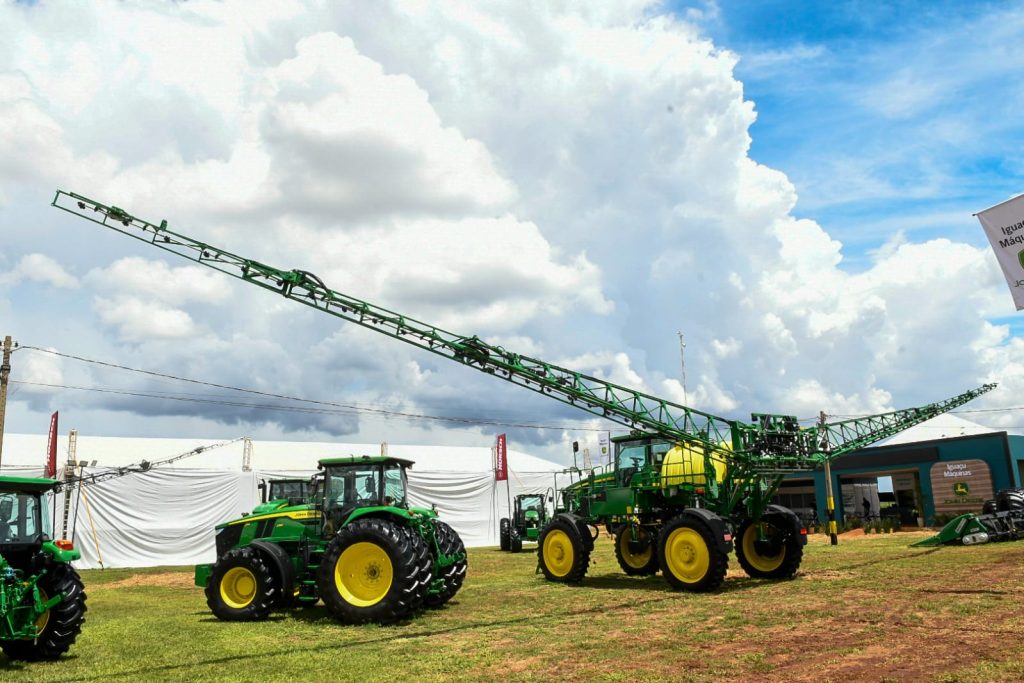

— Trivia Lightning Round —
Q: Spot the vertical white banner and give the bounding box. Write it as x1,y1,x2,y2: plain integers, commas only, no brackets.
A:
598,431,611,465
977,193,1024,311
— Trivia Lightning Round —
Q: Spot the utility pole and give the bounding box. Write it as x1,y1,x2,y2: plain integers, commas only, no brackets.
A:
820,410,838,546
677,331,688,405
0,335,12,470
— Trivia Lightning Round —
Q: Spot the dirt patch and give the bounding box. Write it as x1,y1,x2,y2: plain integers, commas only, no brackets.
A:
102,571,195,590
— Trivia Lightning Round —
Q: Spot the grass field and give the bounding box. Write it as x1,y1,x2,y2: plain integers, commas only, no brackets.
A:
3,530,1023,682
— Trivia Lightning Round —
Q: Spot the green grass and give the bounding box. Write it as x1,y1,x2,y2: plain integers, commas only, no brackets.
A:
3,532,1024,682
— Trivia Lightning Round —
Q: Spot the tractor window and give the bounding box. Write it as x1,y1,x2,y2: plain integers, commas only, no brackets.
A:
324,466,381,514
0,492,42,544
383,464,406,507
616,443,646,471
269,480,308,502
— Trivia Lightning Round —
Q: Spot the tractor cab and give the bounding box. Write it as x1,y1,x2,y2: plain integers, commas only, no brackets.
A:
318,456,412,536
513,494,547,529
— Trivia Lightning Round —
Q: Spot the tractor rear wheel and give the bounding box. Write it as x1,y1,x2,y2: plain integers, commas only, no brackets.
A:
0,564,88,661
499,518,511,551
205,546,277,621
615,526,658,575
424,520,468,608
996,489,1024,512
317,518,429,624
658,515,728,592
735,517,804,580
537,518,589,583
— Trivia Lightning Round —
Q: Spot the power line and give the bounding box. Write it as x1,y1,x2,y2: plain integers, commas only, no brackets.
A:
11,380,612,433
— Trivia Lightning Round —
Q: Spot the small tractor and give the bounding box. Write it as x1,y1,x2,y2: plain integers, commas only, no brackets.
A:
0,476,87,661
55,191,996,595
194,456,467,624
499,494,549,553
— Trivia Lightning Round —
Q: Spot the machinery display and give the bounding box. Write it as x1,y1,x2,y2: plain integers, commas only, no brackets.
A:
194,456,466,624
912,487,1024,547
499,494,549,553
54,190,996,593
0,476,87,660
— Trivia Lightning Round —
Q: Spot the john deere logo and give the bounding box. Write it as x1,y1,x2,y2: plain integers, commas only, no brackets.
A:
1019,248,1024,270
953,482,969,496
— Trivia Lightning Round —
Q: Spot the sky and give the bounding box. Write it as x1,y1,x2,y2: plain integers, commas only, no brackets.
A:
2,0,1023,467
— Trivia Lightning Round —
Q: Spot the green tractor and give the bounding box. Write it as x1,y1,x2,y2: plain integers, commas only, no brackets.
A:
499,494,549,553
195,456,467,624
0,476,88,661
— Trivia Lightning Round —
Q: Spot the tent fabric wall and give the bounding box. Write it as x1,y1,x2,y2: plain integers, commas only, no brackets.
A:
2,433,567,569
35,465,568,570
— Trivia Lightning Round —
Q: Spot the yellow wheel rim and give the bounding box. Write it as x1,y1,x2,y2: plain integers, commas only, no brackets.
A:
618,528,653,569
542,529,575,578
220,567,257,609
664,527,710,583
33,587,50,637
335,542,394,607
742,524,785,572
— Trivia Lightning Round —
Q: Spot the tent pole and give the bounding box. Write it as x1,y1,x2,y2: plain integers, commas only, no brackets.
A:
79,483,105,569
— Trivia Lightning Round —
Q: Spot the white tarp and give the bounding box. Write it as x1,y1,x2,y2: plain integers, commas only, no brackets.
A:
2,433,567,569
977,193,1024,310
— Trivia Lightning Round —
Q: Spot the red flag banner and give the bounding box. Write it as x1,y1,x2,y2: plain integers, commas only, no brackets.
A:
46,411,59,478
495,433,508,481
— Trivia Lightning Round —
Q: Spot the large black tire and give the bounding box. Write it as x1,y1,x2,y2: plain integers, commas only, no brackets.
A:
615,526,658,576
509,529,523,553
424,520,468,608
537,518,589,583
205,546,277,621
1,564,88,661
982,498,998,515
735,517,804,580
996,489,1024,512
317,518,431,624
658,515,728,592
499,518,511,551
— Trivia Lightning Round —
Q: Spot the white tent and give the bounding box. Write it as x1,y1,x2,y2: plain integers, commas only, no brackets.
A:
0,433,567,570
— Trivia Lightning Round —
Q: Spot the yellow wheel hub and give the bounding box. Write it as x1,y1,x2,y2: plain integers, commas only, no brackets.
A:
742,524,785,572
619,528,653,569
220,567,258,609
542,529,575,577
664,527,710,583
335,542,394,607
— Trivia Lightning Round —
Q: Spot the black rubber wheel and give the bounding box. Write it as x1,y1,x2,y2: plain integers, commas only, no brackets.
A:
499,518,511,551
510,529,523,553
424,520,468,608
615,526,658,575
317,518,430,624
0,564,88,661
735,517,803,580
982,498,998,515
537,518,589,583
205,546,277,621
658,515,728,592
996,489,1024,512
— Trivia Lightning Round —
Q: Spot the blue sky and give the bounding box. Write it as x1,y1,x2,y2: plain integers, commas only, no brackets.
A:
678,1,1024,269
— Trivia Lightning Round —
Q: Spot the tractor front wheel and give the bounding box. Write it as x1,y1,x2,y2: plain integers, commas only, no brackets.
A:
735,517,804,580
615,526,658,576
0,564,88,661
509,529,523,553
499,518,511,551
205,546,277,621
317,518,430,624
537,518,589,583
658,515,728,592
424,520,468,608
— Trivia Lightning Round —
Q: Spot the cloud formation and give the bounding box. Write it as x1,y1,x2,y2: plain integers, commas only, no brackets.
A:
1,1,1019,461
